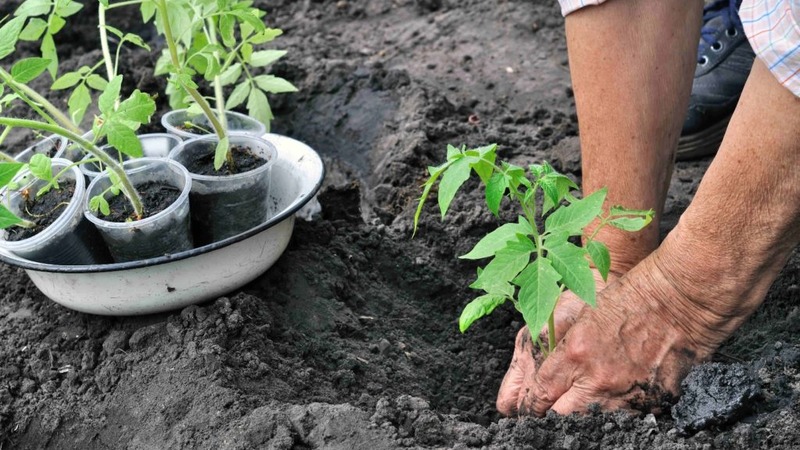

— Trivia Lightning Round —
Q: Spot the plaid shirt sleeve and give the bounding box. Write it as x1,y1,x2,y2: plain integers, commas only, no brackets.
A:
740,0,800,97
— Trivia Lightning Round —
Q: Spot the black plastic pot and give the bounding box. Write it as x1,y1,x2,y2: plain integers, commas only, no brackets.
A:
167,134,277,246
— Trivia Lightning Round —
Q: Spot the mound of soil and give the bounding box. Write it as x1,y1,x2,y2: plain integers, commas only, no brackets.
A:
2,1,799,449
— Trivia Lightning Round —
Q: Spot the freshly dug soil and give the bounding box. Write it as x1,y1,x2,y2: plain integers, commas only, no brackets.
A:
1,1,799,449
4,180,76,242
103,181,181,222
183,145,268,176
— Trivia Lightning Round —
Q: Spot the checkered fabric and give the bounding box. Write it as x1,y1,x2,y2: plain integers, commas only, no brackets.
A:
557,0,800,97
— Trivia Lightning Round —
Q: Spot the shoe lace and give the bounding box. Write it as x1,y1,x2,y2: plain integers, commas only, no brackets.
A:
698,0,743,63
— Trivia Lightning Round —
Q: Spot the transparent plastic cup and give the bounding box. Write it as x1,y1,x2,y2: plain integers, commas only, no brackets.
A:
84,158,193,262
13,135,69,163
168,134,277,246
161,110,266,139
80,133,183,180
0,158,112,265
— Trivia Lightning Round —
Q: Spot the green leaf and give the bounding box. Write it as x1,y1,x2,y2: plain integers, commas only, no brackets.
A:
247,87,272,132
67,83,91,124
99,75,123,114
115,90,156,125
446,144,461,160
89,195,110,216
412,162,451,236
250,49,286,67
48,14,66,34
437,156,470,220
459,295,506,333
14,0,51,18
608,216,652,231
467,144,496,184
19,17,47,41
460,217,533,260
0,205,23,229
121,32,150,50
226,81,251,109
545,239,596,306
250,27,282,44
141,1,156,23
11,57,50,83
514,258,562,337
470,234,534,295
219,13,235,47
586,240,610,282
219,63,242,86
253,75,298,94
86,74,108,91
485,172,506,216
541,172,579,212
40,32,57,78
51,71,81,90
55,0,83,17
544,187,607,236
230,9,265,32
0,16,25,61
0,162,25,187
28,154,52,181
214,136,229,171
106,121,142,158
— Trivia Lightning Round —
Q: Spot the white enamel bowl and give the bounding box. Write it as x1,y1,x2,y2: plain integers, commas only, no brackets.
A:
0,134,324,316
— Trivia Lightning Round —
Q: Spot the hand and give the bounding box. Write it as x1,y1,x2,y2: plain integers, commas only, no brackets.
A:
496,269,614,416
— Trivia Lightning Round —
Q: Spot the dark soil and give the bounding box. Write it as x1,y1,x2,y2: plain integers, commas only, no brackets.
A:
4,181,76,242
103,181,181,222
183,145,268,176
1,1,799,449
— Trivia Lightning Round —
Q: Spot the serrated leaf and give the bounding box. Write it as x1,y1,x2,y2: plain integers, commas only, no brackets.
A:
470,234,534,295
250,49,286,67
485,172,506,216
0,205,23,229
545,239,596,306
99,75,123,114
28,154,52,181
106,121,142,158
250,27,282,44
67,83,91,124
19,17,47,41
514,258,562,336
11,57,50,83
586,240,610,282
51,71,81,90
214,136,229,171
437,156,470,220
544,187,606,236
115,90,156,125
226,81,250,109
459,295,506,333
219,63,242,86
460,217,533,260
86,74,108,91
14,0,51,18
541,172,579,212
230,9,265,32
608,216,652,231
55,0,83,17
48,14,65,34
247,87,272,132
0,16,25,61
0,162,25,187
253,75,297,94
40,32,57,78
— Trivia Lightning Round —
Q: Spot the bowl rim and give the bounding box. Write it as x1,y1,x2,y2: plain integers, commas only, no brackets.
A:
0,134,325,274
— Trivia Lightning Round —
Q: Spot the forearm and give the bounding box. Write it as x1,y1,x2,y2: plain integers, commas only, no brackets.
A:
564,0,703,272
655,60,800,346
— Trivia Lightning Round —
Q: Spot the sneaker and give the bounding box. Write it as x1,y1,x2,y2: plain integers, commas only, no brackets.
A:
677,0,755,161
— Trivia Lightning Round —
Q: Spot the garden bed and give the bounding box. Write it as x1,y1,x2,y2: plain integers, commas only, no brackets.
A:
1,0,798,448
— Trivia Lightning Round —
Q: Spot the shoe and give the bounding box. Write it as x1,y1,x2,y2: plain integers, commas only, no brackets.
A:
677,0,755,161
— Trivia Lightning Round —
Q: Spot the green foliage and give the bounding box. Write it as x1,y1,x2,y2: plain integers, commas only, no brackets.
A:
148,0,297,133
14,0,83,78
413,144,654,354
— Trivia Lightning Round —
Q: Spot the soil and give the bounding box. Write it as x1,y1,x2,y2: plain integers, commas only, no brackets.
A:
183,145,268,176
4,181,76,242
103,181,181,223
2,1,800,449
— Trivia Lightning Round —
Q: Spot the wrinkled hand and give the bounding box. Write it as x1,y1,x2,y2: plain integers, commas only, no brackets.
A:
496,270,613,415
497,255,716,416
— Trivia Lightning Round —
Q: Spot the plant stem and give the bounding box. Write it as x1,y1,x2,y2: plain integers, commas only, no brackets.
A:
0,152,15,162
0,69,82,134
205,17,228,131
156,0,226,142
105,0,144,9
98,3,116,81
0,118,143,218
